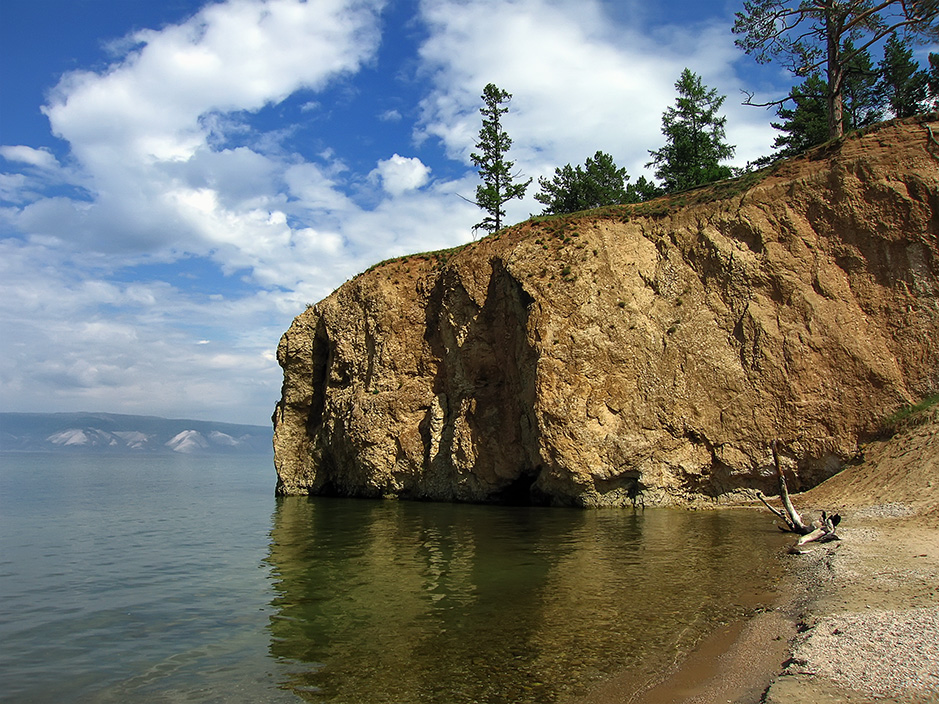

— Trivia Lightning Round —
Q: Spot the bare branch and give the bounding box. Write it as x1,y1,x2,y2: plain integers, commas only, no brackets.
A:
754,490,796,529
741,89,793,108
772,440,812,533
844,0,898,31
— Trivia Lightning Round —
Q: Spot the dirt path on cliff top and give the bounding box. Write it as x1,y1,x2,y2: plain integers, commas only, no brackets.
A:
571,410,939,704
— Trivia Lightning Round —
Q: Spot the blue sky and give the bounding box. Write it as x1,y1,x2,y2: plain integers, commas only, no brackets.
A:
0,0,823,425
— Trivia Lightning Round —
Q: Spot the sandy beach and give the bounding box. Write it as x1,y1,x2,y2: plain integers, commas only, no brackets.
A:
762,514,939,703
761,407,939,704
578,407,939,704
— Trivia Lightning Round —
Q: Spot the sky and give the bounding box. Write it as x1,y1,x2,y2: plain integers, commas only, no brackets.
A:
0,0,820,426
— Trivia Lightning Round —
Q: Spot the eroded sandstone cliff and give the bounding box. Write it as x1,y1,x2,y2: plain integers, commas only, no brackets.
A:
273,116,939,506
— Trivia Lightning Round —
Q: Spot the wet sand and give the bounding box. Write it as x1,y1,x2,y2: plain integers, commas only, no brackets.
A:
580,610,794,704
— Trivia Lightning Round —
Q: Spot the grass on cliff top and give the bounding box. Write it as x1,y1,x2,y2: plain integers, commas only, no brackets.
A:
364,242,470,275
354,113,938,282
877,393,939,438
353,167,778,277
519,160,781,230
533,113,939,227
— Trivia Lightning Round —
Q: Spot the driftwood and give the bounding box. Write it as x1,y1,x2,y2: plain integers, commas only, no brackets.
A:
754,440,841,553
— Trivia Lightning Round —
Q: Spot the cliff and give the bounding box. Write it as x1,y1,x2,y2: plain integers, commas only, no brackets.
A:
273,116,939,506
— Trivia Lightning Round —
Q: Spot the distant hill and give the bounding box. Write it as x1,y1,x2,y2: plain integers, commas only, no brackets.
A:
0,412,272,455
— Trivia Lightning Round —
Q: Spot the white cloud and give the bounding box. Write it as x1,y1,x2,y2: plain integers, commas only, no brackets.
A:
45,0,384,158
15,0,385,258
0,146,60,170
0,0,790,425
0,145,84,207
415,0,780,221
284,162,356,214
370,154,431,195
0,0,394,424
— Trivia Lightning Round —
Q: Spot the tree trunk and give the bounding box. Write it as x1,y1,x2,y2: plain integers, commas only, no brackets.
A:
826,12,844,139
828,86,844,139
756,440,841,553
772,440,812,534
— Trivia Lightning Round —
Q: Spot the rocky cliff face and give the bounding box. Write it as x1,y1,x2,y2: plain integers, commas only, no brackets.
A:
273,116,939,506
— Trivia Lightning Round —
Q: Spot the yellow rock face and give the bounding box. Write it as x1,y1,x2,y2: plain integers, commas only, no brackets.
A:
273,116,939,506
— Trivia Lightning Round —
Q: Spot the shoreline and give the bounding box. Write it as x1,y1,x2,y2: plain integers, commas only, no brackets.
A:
578,408,939,703
582,510,810,704
593,509,939,704
620,408,939,704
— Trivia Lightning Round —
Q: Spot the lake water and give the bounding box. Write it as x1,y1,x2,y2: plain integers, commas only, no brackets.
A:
0,453,790,703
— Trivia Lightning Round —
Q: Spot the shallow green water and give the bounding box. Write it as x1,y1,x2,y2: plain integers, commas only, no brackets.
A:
268,498,790,703
0,453,789,702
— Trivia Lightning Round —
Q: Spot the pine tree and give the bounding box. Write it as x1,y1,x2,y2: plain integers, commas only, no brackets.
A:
769,44,878,162
770,73,830,158
928,53,939,109
841,41,882,130
647,69,735,193
624,176,662,203
878,34,929,118
470,83,530,234
734,0,939,138
535,151,629,215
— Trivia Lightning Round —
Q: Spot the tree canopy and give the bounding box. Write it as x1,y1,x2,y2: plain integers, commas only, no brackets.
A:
878,33,930,117
734,0,939,138
770,73,831,158
647,69,735,193
535,151,631,215
470,83,530,234
841,40,883,129
929,52,939,108
770,41,881,160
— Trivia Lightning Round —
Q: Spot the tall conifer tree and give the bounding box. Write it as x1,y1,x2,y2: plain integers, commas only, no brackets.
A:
769,44,877,161
647,69,735,193
734,0,939,138
878,34,929,117
470,84,530,234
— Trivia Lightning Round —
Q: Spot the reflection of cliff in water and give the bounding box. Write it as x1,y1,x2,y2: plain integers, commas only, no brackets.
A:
266,497,788,703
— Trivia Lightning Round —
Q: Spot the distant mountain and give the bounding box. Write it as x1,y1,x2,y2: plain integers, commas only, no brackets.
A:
0,412,272,455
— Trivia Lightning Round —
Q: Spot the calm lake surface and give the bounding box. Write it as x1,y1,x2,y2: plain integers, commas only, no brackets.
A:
0,453,790,703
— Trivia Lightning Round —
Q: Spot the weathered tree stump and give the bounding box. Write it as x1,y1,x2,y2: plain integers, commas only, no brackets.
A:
754,440,841,553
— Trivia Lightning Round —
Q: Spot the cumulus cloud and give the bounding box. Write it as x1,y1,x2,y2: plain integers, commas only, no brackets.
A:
0,0,394,424
415,0,780,221
8,0,385,259
0,146,60,170
370,154,431,195
0,0,788,424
